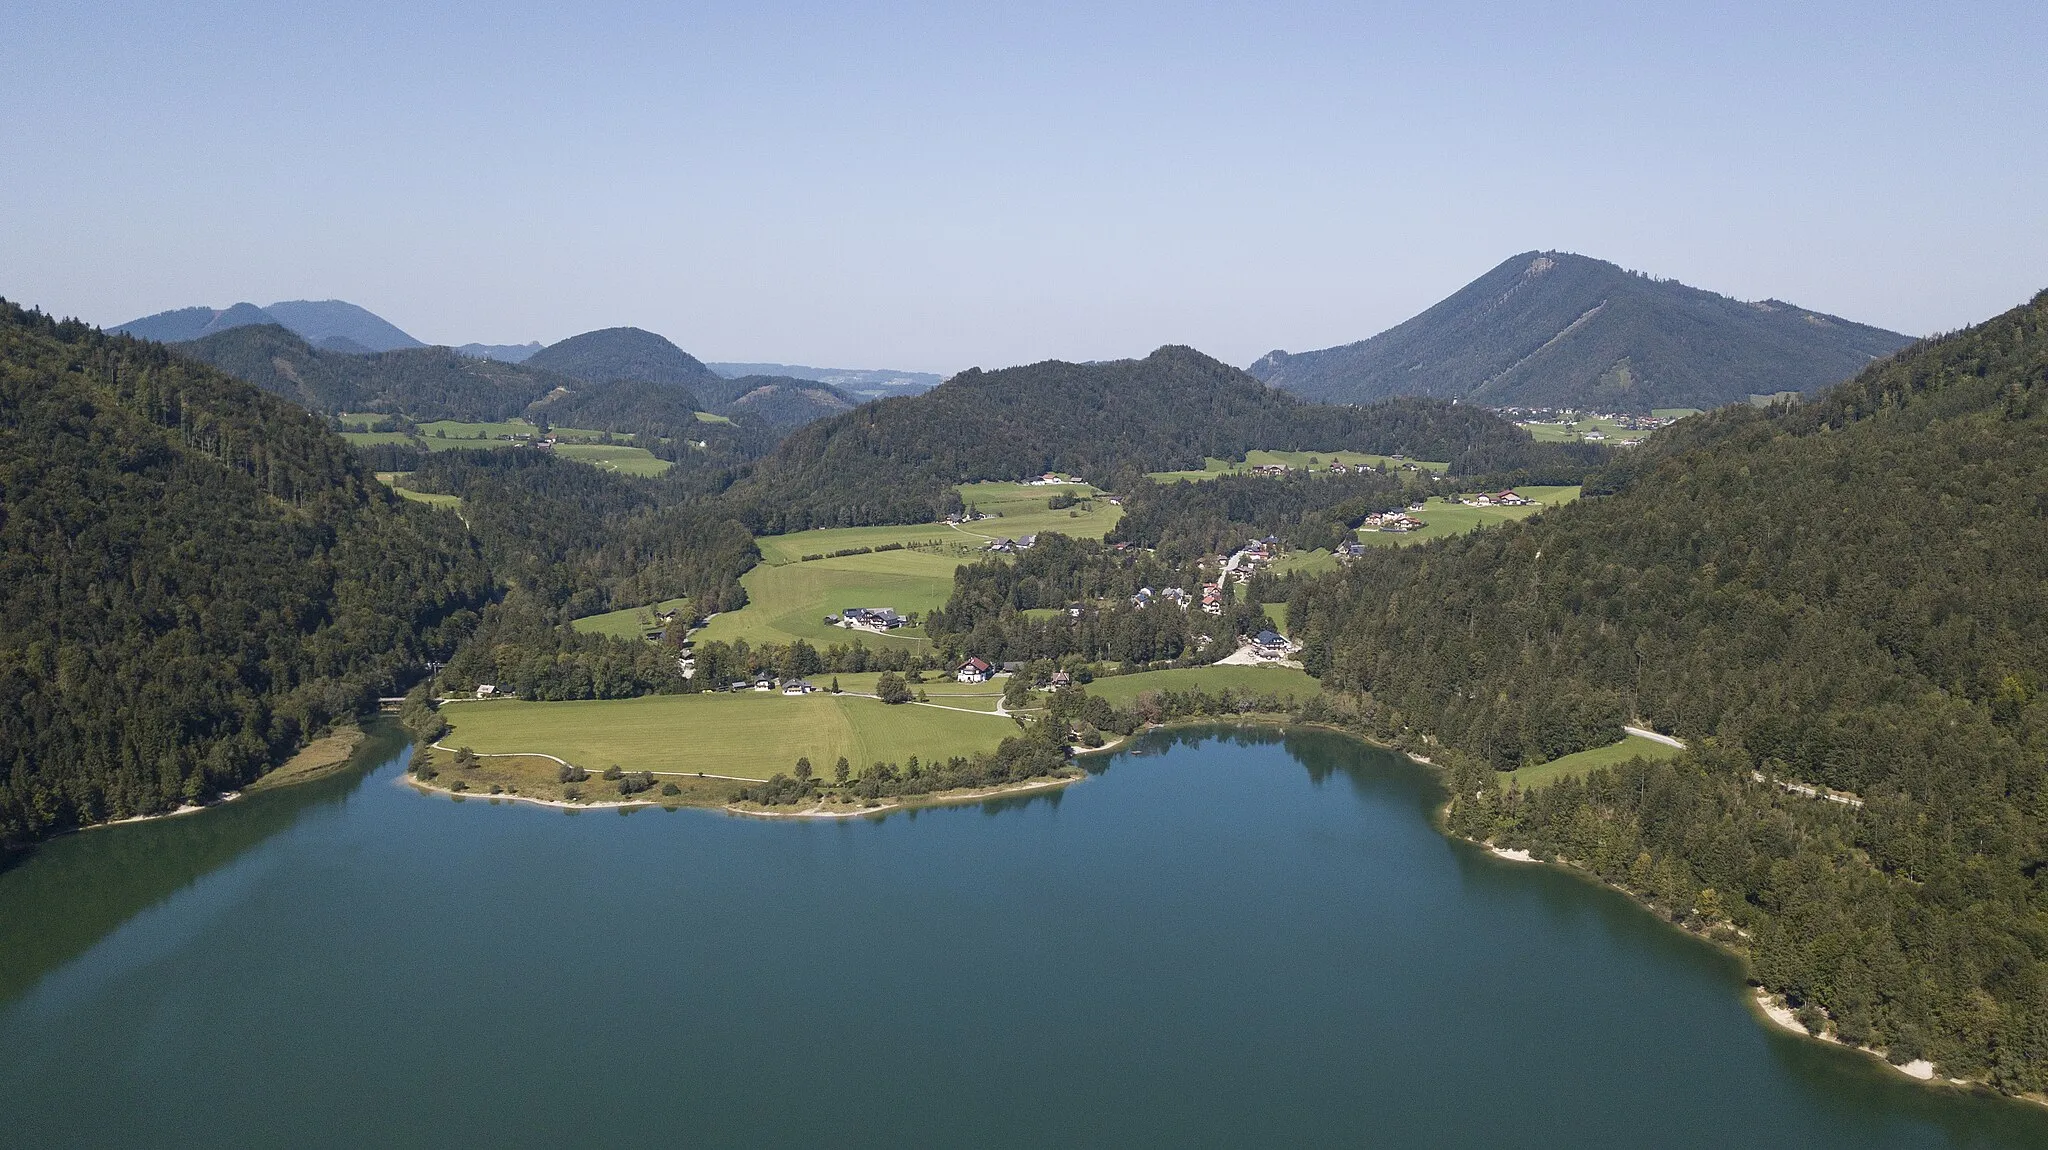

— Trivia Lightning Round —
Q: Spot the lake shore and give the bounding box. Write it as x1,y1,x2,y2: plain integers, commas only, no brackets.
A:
402,760,1081,820
80,725,369,833
725,772,1083,819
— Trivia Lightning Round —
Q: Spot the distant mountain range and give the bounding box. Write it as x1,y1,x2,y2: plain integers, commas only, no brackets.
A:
113,300,426,353
706,363,942,398
455,342,543,363
1249,252,1914,412
169,321,857,435
528,328,860,431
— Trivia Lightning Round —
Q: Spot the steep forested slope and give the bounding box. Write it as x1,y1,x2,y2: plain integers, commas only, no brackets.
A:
728,347,1602,532
1287,290,2048,1087
1252,251,1912,410
0,302,494,846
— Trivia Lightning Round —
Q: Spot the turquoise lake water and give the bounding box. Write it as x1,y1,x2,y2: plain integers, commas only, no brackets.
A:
3,722,2046,1146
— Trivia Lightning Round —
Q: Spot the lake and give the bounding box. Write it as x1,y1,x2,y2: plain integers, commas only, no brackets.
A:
3,722,2045,1146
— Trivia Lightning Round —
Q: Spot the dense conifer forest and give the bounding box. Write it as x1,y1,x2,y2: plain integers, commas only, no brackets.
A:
0,303,494,844
1284,291,2048,1087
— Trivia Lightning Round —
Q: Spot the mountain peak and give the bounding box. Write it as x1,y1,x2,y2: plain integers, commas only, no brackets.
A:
1250,252,1912,411
524,326,719,387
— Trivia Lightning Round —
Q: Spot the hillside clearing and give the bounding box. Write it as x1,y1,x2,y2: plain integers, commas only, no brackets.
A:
1505,734,1683,789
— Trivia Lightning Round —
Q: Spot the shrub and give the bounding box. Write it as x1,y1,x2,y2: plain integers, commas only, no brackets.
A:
661,782,681,797
602,764,624,781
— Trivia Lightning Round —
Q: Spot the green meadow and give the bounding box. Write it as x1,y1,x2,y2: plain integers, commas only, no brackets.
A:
1147,449,1449,482
695,548,966,652
1081,664,1322,709
438,692,1013,780
1505,733,1683,789
1516,416,1649,445
690,482,1123,654
829,672,1009,711
570,597,695,640
1355,486,1580,547
551,443,672,476
1267,549,1338,578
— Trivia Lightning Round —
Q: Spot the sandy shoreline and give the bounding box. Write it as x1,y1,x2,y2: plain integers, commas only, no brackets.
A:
1751,990,1940,1082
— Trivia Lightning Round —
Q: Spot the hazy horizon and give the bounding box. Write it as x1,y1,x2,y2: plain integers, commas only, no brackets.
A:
5,1,2044,375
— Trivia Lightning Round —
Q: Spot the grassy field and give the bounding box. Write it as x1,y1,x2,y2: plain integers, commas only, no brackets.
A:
372,472,461,508
552,443,672,476
752,523,968,565
340,430,418,449
438,692,1014,780
570,597,694,639
1516,417,1650,445
954,481,1123,539
696,548,966,652
1261,602,1289,632
1506,734,1682,789
1356,485,1580,548
1147,450,1450,483
697,483,1121,654
829,672,1009,711
1081,664,1321,708
1267,548,1338,577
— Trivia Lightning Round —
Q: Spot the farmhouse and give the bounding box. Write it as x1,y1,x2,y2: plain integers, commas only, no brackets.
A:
840,607,906,631
782,679,816,695
1253,630,1293,659
956,656,994,683
1049,671,1072,689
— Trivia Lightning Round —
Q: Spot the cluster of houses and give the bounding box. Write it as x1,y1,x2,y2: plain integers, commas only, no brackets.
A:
1459,490,1535,508
1129,585,1194,610
827,607,908,631
1201,582,1225,614
943,511,993,525
1025,472,1086,487
985,535,1037,553
727,676,819,694
1361,510,1427,533
1220,536,1279,582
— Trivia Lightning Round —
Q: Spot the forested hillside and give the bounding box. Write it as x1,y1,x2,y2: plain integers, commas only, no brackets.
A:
0,302,494,847
400,450,758,700
1285,290,2048,1088
524,326,723,387
177,323,570,419
1251,251,1912,410
728,347,1603,533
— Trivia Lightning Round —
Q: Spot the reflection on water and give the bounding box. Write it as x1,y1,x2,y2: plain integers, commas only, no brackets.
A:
0,721,407,1005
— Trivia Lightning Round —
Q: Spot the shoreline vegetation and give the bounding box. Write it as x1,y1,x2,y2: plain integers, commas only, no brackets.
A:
76,725,371,834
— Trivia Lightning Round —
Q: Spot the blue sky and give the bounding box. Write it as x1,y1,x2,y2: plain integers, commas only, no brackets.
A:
3,1,2043,372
